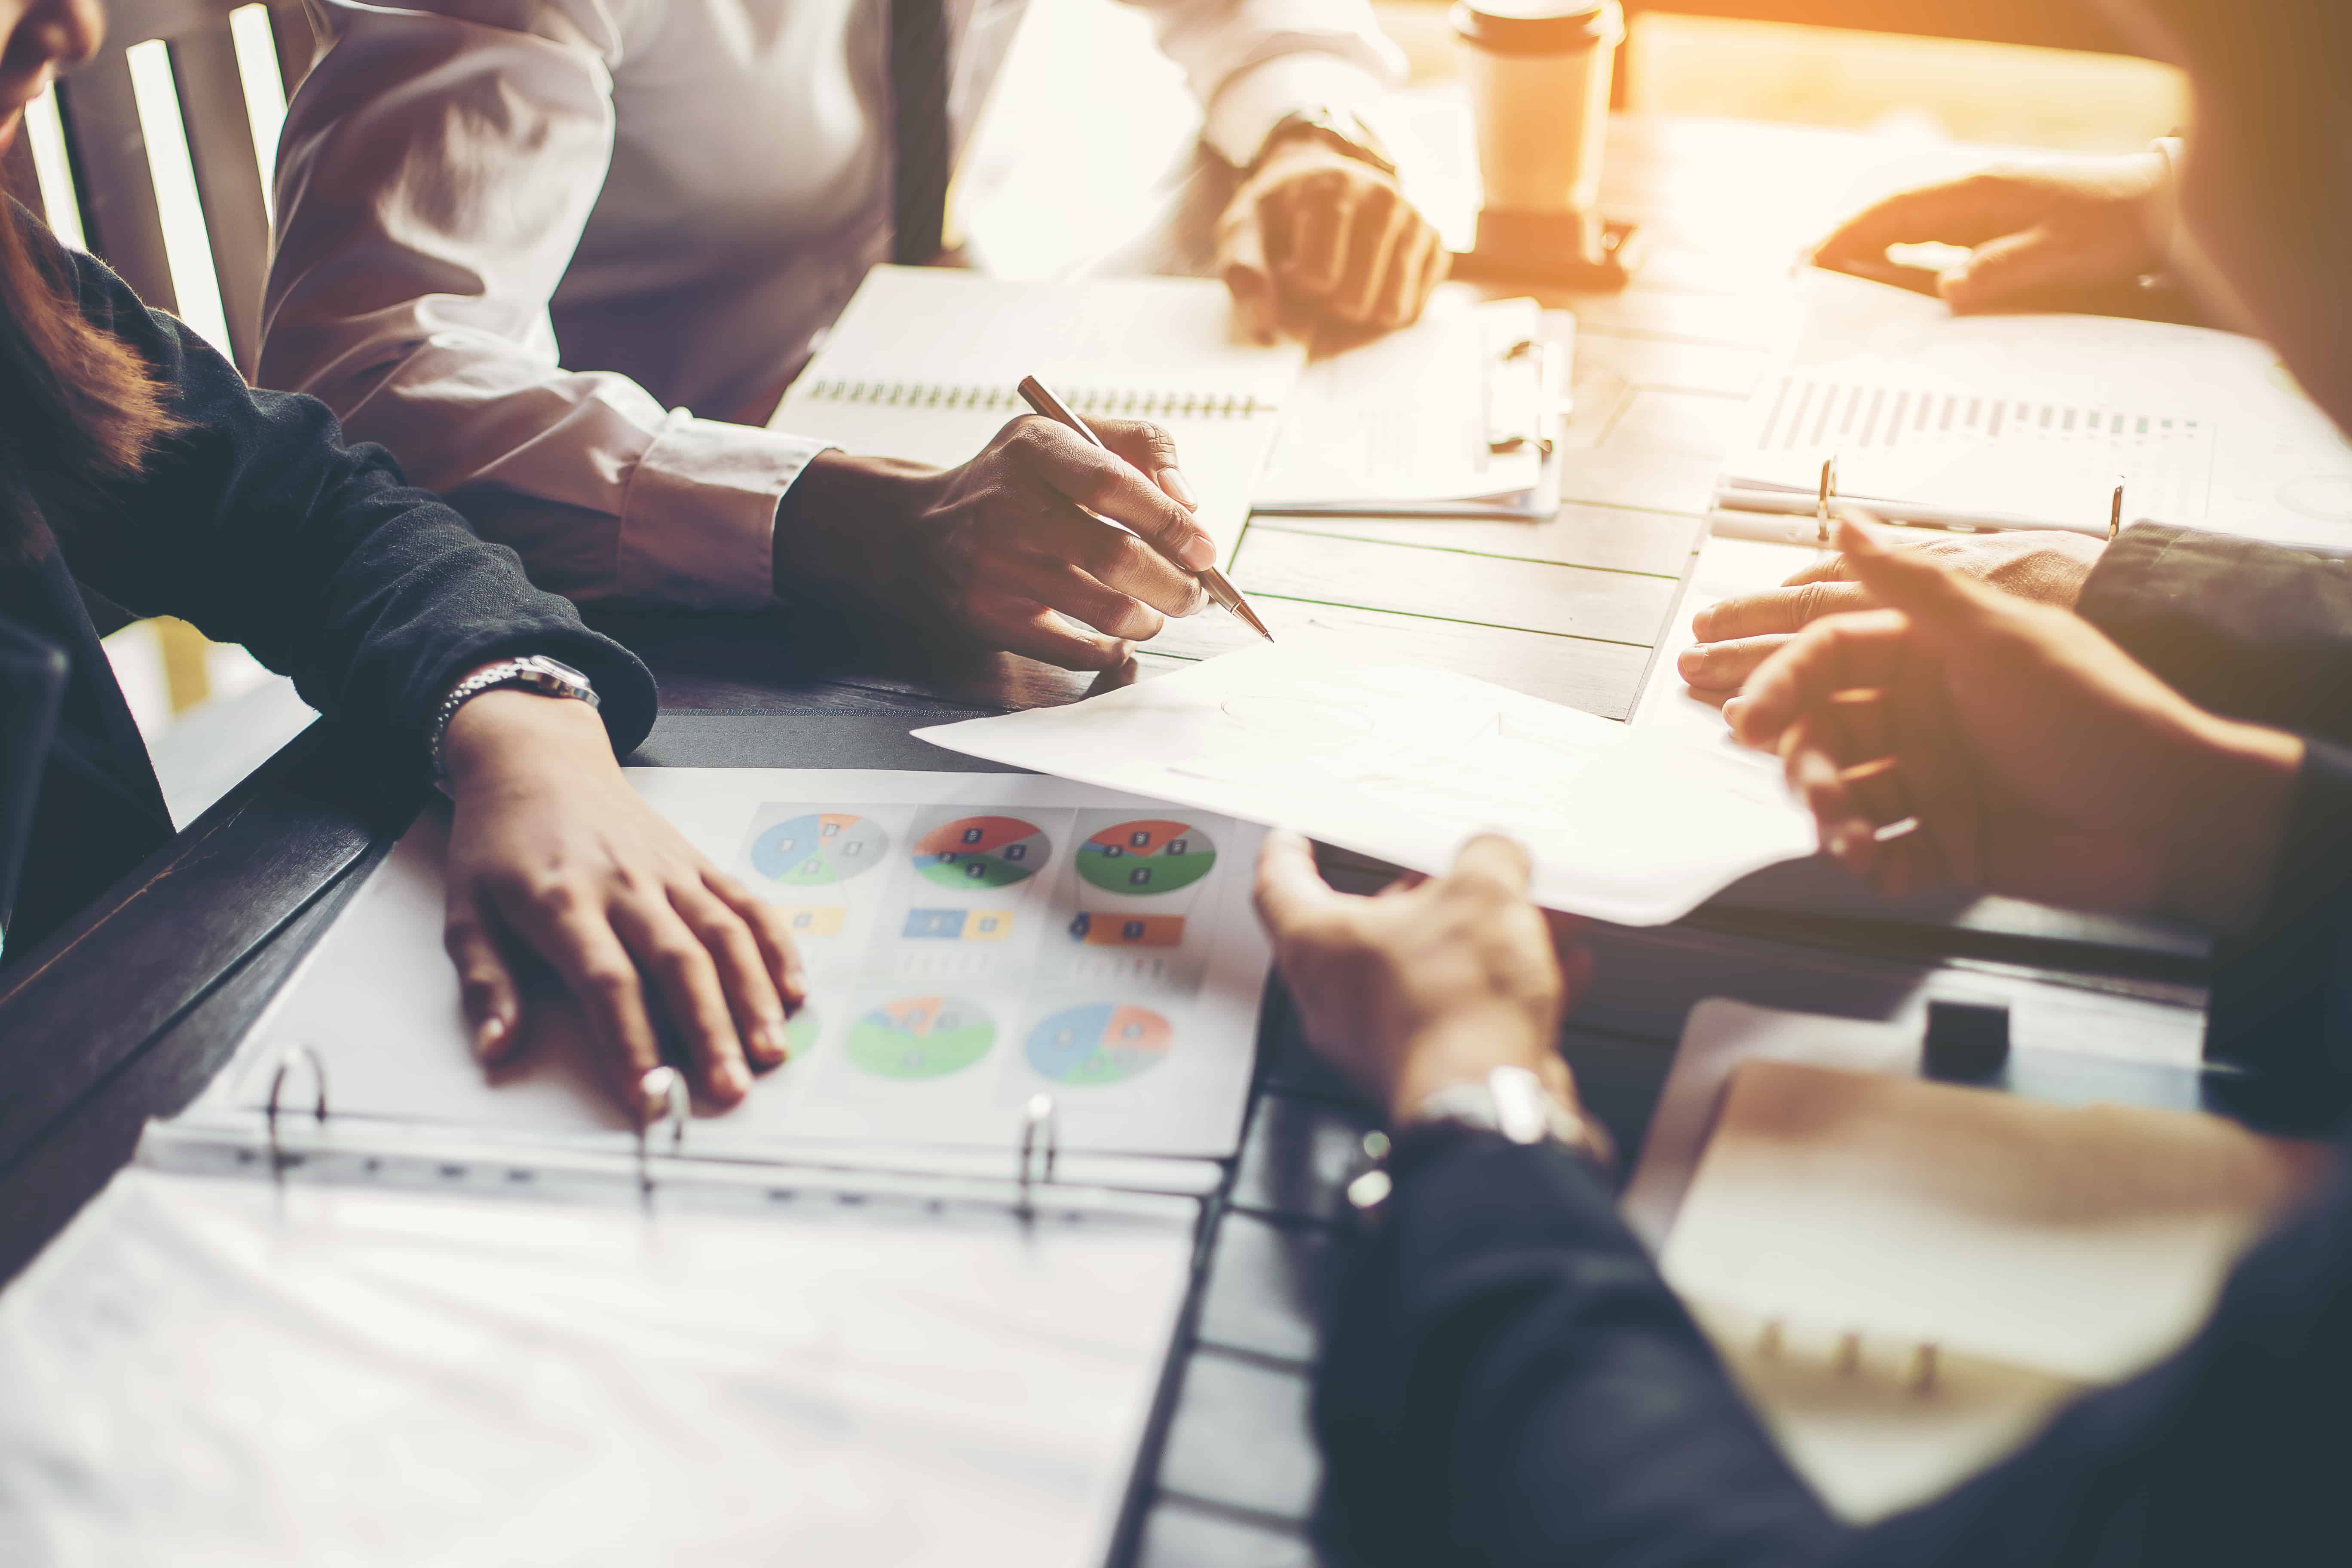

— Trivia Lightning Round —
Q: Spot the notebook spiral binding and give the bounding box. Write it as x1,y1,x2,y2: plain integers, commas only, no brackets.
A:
163,1046,1106,1226
795,380,1277,420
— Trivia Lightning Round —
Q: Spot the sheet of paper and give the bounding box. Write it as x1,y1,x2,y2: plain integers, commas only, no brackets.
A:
0,1166,1192,1566
1658,1050,2326,1519
231,770,1271,1166
1253,290,1554,513
769,266,1304,564
1721,270,2352,546
916,639,1817,926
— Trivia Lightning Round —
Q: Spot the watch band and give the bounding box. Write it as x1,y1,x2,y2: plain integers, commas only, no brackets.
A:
1253,106,1398,180
1348,1064,1614,1221
427,655,601,789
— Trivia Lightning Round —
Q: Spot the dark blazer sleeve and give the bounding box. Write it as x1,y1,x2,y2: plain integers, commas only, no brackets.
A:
43,239,655,756
1320,1124,2352,1568
2077,524,2352,746
2205,739,2352,1109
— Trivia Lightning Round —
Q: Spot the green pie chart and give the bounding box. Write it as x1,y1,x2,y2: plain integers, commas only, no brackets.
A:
1077,819,1216,895
845,996,995,1080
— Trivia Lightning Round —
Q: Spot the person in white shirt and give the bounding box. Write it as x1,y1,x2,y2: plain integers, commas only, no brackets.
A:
259,0,1444,670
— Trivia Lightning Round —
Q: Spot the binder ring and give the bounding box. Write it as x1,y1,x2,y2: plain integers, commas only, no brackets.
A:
1017,1093,1059,1213
265,1045,329,1178
635,1066,689,1196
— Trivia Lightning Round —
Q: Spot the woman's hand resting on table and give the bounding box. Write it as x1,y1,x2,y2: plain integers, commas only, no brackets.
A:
438,690,807,1123
1251,830,1592,1123
1725,518,2302,931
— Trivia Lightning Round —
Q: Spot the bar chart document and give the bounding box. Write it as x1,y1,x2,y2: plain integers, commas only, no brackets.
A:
1718,270,2352,548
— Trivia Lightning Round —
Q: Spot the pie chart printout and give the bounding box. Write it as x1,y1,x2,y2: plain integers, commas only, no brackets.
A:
750,813,889,886
1026,1004,1173,1086
846,996,996,1080
912,816,1052,890
1076,820,1216,895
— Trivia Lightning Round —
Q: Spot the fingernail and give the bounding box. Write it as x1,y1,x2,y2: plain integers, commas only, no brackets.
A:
748,1022,786,1066
1826,829,1850,858
1680,643,1709,667
1721,696,1749,724
1691,607,1715,638
1174,531,1216,570
1158,467,1199,510
472,1014,507,1062
721,1060,753,1098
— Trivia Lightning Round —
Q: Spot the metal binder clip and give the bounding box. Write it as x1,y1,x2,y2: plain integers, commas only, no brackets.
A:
634,1066,689,1197
1483,338,1562,455
2109,479,2125,542
1816,455,1839,546
1017,1093,1059,1216
264,1045,329,1180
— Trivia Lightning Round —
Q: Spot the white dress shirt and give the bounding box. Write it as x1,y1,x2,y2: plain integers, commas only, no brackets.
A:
259,0,1400,609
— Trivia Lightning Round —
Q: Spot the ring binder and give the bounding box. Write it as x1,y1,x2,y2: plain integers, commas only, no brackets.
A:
264,1045,328,1179
1017,1093,1059,1215
636,1066,689,1197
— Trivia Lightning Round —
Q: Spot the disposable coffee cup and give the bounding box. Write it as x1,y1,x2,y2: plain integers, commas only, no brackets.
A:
1452,0,1623,249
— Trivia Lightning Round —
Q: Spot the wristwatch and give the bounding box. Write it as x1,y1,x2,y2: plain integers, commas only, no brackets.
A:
1347,1064,1615,1219
1252,106,1399,181
426,655,600,790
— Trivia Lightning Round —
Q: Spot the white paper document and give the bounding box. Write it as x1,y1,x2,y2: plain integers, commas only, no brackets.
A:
0,1166,1192,1567
1718,270,2352,547
770,266,1303,565
916,641,1817,926
1253,290,1565,517
232,769,1272,1166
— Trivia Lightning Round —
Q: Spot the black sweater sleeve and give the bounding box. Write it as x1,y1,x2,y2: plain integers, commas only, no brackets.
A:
1320,1126,2352,1568
2077,524,2352,747
44,239,655,756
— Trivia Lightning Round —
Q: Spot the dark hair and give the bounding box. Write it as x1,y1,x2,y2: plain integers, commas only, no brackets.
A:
0,199,181,559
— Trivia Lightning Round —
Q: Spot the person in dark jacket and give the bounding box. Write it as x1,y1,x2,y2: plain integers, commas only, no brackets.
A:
0,0,803,1121
1254,525,2352,1567
1252,1,2352,1559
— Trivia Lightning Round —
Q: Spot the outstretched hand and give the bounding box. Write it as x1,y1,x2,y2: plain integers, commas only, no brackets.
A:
1727,518,2300,929
1251,830,1591,1121
439,691,808,1123
1813,154,2170,312
1680,529,2105,695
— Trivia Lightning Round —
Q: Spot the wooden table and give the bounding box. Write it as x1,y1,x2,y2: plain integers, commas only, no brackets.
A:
0,112,2222,1566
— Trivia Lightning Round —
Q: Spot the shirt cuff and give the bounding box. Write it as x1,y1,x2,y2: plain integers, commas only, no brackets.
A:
1201,51,1400,169
617,410,835,610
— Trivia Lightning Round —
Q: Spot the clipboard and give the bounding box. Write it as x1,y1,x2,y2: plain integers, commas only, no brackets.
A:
1252,292,1573,521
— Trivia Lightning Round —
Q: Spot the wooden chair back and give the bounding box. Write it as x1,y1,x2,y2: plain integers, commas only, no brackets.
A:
0,0,315,378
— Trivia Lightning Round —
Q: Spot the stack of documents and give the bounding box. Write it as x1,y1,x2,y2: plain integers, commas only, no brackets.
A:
1715,270,2352,549
1253,290,1570,519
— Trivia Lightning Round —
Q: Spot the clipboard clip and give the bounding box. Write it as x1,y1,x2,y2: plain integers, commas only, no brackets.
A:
1484,338,1567,457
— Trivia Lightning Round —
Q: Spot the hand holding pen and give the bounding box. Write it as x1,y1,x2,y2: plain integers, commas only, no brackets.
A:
1020,377,1275,642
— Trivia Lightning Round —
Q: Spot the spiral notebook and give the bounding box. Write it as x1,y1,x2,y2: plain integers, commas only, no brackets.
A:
1645,1004,2328,1523
771,266,1305,567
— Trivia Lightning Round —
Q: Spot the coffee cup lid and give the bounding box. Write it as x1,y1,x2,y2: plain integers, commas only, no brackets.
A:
1449,0,1623,55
